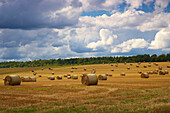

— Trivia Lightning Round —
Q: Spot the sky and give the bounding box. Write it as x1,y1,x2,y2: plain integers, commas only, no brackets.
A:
0,0,170,62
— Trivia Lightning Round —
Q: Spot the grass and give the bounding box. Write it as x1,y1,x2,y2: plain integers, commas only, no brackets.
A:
65,87,84,89
0,62,169,113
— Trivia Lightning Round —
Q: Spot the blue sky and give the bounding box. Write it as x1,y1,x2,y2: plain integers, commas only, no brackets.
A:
0,0,170,61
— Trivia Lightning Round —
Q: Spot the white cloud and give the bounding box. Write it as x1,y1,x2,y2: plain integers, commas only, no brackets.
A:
111,39,149,53
125,0,143,9
87,29,117,51
149,26,170,49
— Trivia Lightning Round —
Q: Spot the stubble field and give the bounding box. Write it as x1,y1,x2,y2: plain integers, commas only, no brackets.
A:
0,62,170,113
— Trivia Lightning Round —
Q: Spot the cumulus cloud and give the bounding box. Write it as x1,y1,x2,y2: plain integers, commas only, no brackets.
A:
0,0,82,29
149,26,170,49
87,29,117,51
111,39,149,53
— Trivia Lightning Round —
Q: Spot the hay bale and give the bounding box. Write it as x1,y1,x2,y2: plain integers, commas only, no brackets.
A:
67,76,71,79
72,75,78,79
57,76,62,80
32,70,34,72
81,74,98,85
108,74,112,77
141,73,149,78
50,76,55,80
130,63,133,66
30,77,36,82
121,73,125,76
75,67,78,69
41,68,44,71
92,69,96,74
67,73,71,76
136,65,139,68
158,66,162,70
124,62,126,65
49,68,53,71
4,75,21,86
33,72,37,76
138,71,142,74
167,65,170,68
115,65,118,67
111,64,113,66
159,71,165,75
84,68,87,71
165,70,169,74
38,75,42,77
138,62,141,65
21,76,31,82
153,71,158,74
154,63,158,66
52,72,54,75
48,76,51,79
127,67,130,70
71,67,75,69
150,71,153,74
64,74,67,77
111,69,114,71
148,65,151,67
98,75,107,80
143,65,147,68
70,70,74,73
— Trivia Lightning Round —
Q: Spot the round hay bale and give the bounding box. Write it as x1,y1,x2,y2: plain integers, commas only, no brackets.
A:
150,71,153,74
121,73,125,76
148,65,151,67
30,77,36,82
84,68,87,71
98,75,107,80
21,76,31,82
92,69,96,74
67,73,71,76
130,63,133,66
75,67,78,69
143,65,147,68
33,72,37,76
127,67,130,70
72,75,78,79
154,63,158,66
158,66,162,70
108,74,112,77
165,70,169,74
70,70,74,73
64,74,67,77
32,70,34,72
52,72,54,75
141,73,149,78
4,75,21,86
136,65,139,68
48,76,51,79
138,62,141,65
81,74,98,85
153,71,158,74
38,75,42,77
105,73,109,76
124,62,126,65
115,65,118,67
41,68,44,71
159,71,165,75
167,65,170,68
57,76,62,80
50,76,55,80
111,69,114,71
111,64,113,66
138,71,142,74
71,67,75,69
67,76,71,79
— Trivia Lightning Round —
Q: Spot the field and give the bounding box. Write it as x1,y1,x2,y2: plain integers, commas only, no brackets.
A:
0,62,170,113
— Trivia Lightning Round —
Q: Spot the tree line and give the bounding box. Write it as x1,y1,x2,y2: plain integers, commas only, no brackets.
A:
0,54,169,68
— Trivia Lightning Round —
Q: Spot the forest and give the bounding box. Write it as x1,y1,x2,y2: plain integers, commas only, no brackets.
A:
0,54,169,68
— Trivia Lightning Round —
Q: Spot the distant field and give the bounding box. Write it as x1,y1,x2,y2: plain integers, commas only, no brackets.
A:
0,62,170,113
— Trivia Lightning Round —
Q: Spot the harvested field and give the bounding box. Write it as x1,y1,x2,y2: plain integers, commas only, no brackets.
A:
0,62,170,113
